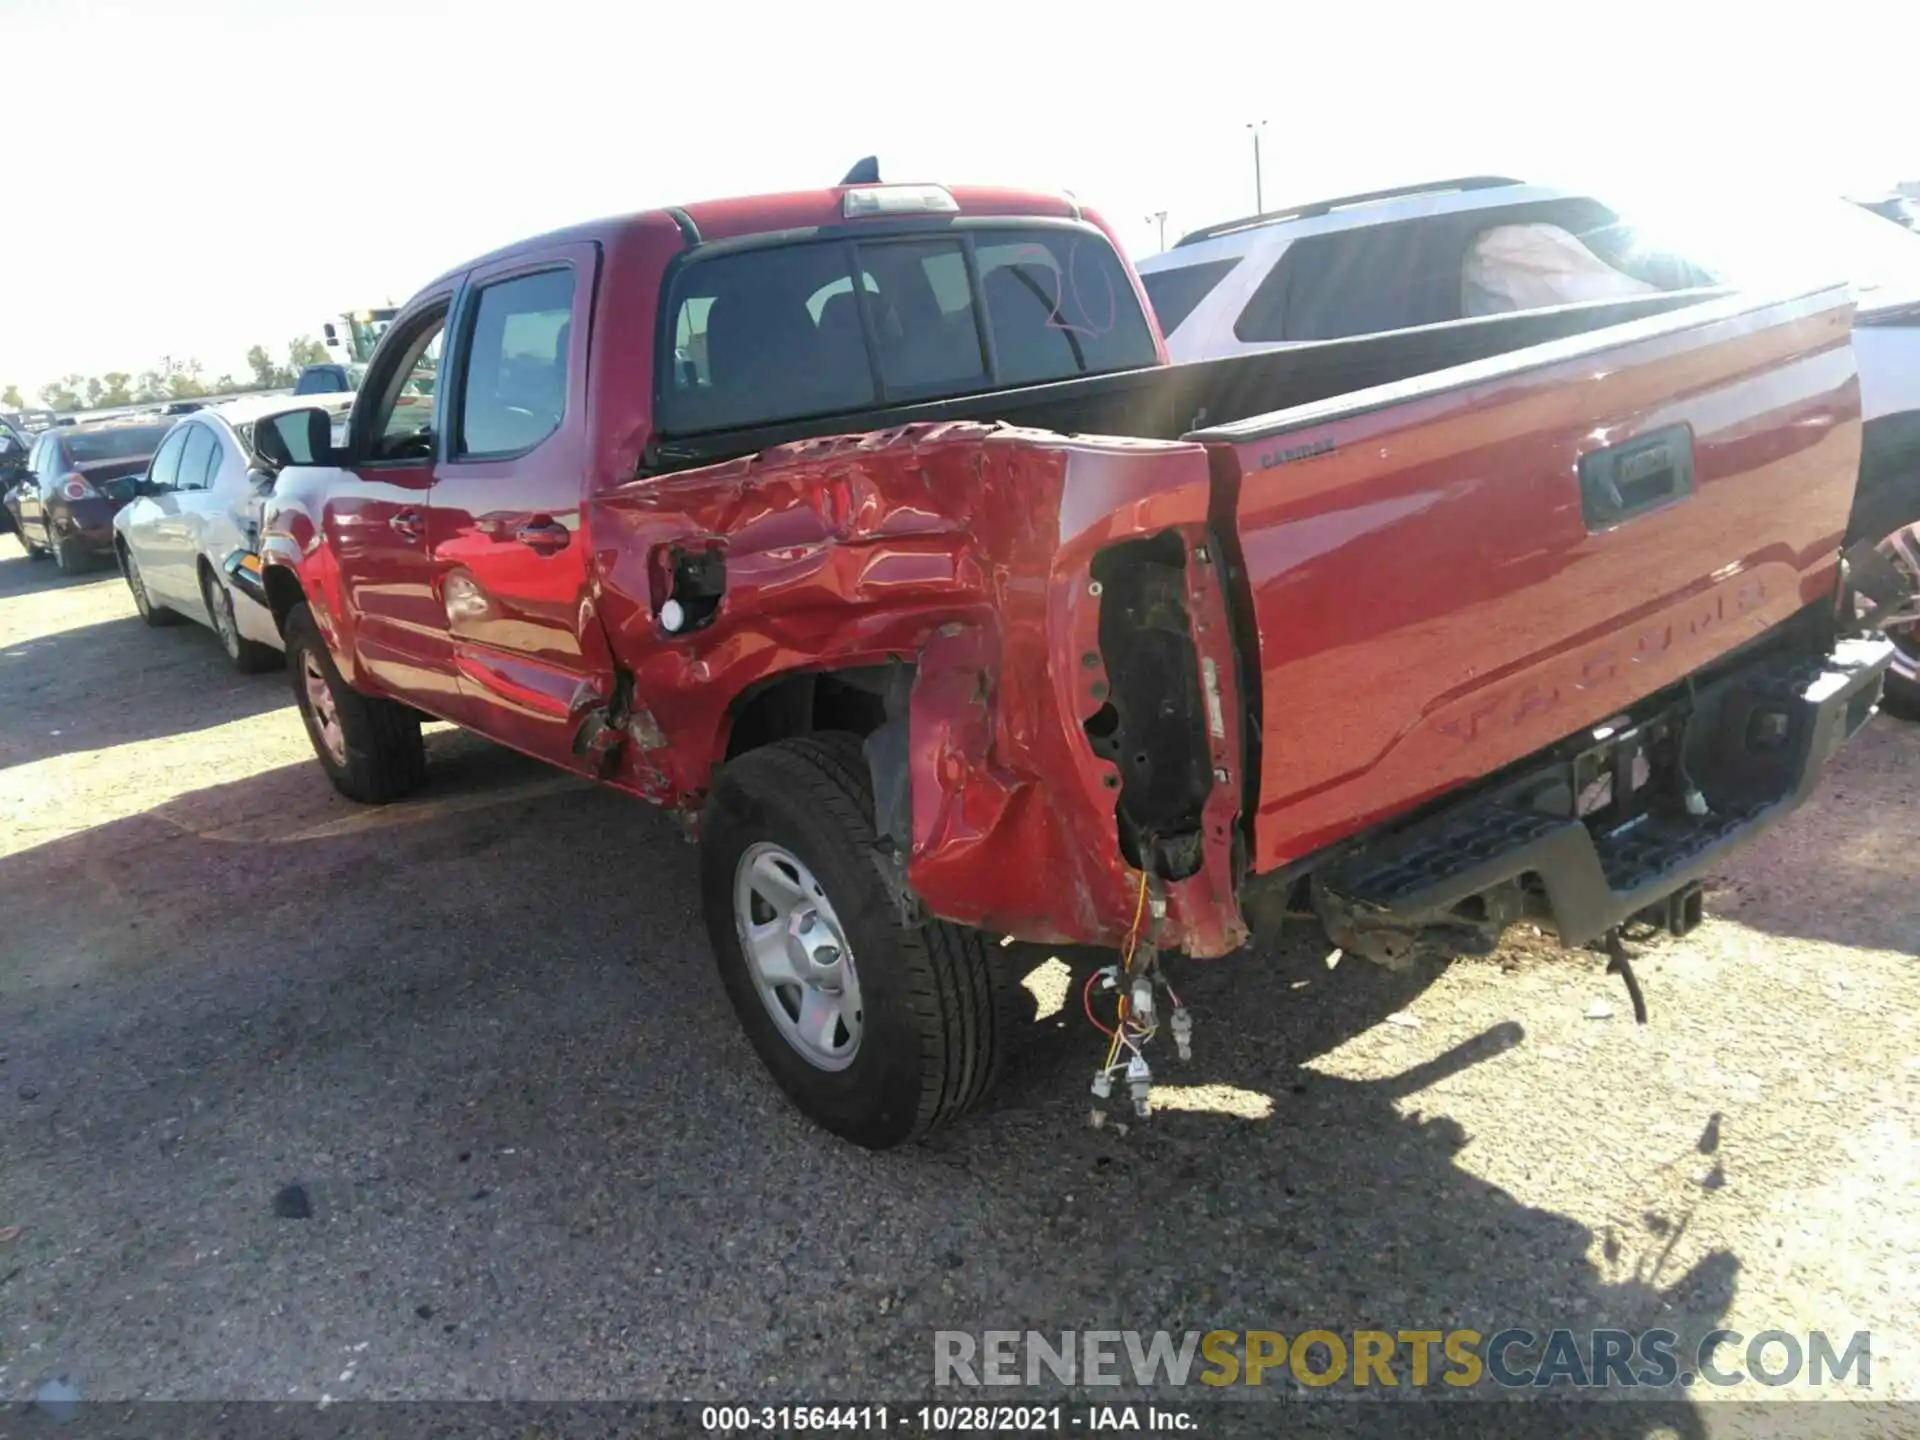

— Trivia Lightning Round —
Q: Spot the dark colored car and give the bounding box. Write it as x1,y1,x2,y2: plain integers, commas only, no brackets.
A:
5,420,173,573
0,421,29,536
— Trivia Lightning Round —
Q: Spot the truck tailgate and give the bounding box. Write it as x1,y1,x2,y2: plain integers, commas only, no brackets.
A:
1196,286,1861,872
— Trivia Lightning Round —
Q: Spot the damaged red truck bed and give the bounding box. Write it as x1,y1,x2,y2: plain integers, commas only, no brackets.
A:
245,179,1897,1147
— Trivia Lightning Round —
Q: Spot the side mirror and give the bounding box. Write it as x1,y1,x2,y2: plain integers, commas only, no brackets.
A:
246,467,277,494
254,407,340,469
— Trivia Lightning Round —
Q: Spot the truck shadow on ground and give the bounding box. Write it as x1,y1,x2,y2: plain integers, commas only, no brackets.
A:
0,738,1732,1432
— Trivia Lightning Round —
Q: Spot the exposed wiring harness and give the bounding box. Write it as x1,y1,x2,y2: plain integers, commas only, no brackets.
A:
1085,873,1194,1124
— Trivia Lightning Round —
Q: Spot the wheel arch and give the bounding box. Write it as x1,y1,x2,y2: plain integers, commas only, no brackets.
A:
720,662,909,762
261,561,307,637
715,661,917,877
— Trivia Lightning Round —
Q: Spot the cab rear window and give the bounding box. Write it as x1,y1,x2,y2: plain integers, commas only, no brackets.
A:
659,227,1157,436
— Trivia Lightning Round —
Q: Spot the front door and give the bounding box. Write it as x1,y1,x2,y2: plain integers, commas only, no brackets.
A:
118,426,187,603
425,245,612,769
327,300,458,710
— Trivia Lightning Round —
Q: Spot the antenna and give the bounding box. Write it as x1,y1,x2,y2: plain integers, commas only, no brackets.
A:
840,157,880,186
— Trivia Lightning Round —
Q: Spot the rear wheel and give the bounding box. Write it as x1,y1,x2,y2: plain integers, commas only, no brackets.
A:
284,601,427,803
120,545,182,627
201,566,280,673
699,732,1004,1149
52,532,88,574
1871,521,1920,718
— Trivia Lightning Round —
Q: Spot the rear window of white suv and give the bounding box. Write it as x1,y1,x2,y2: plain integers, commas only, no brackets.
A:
1141,258,1240,335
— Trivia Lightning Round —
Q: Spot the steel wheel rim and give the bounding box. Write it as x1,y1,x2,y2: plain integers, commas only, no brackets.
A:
1865,523,1920,684
301,653,348,766
733,842,863,1070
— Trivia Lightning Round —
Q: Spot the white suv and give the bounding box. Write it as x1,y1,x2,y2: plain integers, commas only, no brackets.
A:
1135,177,1728,361
1138,177,1920,712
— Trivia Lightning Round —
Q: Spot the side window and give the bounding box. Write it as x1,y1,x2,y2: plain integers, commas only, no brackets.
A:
1236,223,1461,343
1141,258,1240,335
147,427,189,491
39,439,67,482
455,269,576,458
175,425,216,491
363,313,446,463
202,426,231,487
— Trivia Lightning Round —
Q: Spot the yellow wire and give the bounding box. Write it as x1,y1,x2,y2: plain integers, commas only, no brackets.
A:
1100,871,1152,1073
1119,870,1149,969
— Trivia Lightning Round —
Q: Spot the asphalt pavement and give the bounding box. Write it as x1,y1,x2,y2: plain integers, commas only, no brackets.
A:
1,542,1916,1437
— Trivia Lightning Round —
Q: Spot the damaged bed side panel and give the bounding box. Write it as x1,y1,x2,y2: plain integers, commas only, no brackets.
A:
584,423,1249,955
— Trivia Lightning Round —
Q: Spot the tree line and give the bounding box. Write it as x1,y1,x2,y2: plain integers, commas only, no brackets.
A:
4,337,334,415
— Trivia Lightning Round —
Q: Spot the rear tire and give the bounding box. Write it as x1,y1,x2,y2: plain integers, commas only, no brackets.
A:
1883,668,1919,721
201,566,280,673
700,732,1003,1149
1867,521,1919,720
284,601,426,803
120,545,183,627
53,533,91,575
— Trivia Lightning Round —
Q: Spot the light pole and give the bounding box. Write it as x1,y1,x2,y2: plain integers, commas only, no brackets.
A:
1247,120,1267,212
1146,211,1168,252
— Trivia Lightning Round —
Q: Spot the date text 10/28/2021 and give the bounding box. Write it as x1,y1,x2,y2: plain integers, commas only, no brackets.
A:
701,1406,1195,1433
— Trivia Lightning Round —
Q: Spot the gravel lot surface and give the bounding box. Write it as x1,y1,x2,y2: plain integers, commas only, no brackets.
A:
1,541,1915,1437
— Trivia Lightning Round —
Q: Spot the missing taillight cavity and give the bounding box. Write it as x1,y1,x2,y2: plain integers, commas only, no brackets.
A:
1084,532,1214,880
651,542,725,635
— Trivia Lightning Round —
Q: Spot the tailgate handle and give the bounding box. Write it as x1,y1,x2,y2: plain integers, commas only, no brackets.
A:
1579,424,1694,531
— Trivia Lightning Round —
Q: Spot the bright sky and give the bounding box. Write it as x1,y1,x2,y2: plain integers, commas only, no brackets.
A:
2,0,1915,396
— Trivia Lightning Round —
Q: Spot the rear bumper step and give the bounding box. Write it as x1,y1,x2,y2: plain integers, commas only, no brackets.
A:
1315,635,1893,956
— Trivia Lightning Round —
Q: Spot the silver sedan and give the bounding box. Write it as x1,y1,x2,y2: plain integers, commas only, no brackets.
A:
112,394,353,671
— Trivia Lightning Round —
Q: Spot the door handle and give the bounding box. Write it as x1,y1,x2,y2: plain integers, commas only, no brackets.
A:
390,508,424,539
1578,424,1694,531
515,518,570,554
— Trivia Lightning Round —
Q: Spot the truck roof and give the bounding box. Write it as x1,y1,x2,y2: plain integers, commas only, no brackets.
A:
424,183,1088,290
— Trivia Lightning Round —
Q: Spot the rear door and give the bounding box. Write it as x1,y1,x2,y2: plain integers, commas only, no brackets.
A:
1202,286,1862,871
327,298,459,707
150,421,220,601
425,243,611,768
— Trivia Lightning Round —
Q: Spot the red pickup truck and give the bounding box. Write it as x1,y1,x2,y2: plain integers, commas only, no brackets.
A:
243,178,1897,1148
